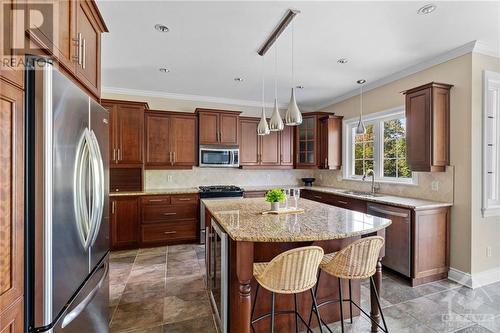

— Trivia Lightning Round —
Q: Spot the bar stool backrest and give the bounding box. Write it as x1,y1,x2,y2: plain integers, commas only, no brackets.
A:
258,246,324,294
323,236,384,280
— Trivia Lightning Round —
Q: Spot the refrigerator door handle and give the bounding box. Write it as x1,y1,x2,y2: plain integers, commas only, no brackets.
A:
74,129,93,249
88,130,105,247
60,261,108,328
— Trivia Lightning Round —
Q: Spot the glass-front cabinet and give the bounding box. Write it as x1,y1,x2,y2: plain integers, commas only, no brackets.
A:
296,114,323,168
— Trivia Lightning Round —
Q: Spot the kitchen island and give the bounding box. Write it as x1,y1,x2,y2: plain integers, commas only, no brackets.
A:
203,197,392,333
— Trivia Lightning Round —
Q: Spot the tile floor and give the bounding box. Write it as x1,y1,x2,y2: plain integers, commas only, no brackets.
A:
109,245,500,333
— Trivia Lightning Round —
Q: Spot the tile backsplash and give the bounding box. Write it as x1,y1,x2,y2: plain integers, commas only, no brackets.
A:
145,166,454,203
145,168,314,189
314,166,454,203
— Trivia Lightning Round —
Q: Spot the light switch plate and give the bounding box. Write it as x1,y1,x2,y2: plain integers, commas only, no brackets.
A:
431,181,439,191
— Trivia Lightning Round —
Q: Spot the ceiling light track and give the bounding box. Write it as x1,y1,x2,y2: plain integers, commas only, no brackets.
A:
257,8,300,56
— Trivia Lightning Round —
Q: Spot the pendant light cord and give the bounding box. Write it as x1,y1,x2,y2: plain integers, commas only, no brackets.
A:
291,21,294,87
262,56,265,108
274,45,278,100
360,84,363,117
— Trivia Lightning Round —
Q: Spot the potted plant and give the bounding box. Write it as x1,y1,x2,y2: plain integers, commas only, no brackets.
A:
265,189,286,212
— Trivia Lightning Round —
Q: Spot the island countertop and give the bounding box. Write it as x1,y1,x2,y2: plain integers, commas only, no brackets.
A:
203,197,392,242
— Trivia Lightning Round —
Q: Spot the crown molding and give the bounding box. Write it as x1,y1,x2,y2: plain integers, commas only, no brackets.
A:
313,40,480,111
473,40,500,58
102,86,290,110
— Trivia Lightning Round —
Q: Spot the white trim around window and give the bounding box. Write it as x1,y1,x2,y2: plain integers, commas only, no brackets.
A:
482,70,500,217
343,106,418,185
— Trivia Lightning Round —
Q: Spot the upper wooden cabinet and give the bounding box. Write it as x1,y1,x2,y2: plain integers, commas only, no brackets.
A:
239,117,294,168
102,99,148,167
23,0,107,98
319,115,343,170
0,1,24,88
0,80,24,328
403,82,452,172
145,111,197,169
295,112,336,169
196,109,241,145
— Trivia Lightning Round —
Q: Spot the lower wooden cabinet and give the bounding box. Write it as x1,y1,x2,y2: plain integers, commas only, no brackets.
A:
301,189,367,213
0,298,23,333
110,193,199,250
110,196,140,250
243,191,267,198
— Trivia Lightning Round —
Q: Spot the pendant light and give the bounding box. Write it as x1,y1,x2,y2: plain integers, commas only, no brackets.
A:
355,79,367,135
257,57,270,136
269,46,284,131
285,21,302,126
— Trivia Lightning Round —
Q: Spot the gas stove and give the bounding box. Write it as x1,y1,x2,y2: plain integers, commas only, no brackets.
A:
199,185,244,198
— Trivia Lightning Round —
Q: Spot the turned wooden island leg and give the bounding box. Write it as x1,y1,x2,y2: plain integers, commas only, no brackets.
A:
236,241,254,333
370,259,383,332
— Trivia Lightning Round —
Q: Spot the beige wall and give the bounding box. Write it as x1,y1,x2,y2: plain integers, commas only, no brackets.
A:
470,54,500,275
318,54,472,273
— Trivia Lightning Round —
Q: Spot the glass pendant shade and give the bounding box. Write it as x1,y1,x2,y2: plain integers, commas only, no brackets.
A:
355,79,366,135
269,98,284,131
285,87,302,125
257,107,270,135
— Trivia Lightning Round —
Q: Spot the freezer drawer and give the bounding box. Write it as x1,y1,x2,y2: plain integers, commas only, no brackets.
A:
367,203,411,277
53,256,109,333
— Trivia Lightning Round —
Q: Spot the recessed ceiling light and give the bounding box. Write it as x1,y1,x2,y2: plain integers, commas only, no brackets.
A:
337,58,348,64
417,4,436,15
159,68,170,73
154,24,169,32
296,85,304,89
356,79,366,84
234,77,244,82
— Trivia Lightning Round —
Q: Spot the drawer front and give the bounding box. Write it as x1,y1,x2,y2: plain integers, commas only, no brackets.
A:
171,194,199,205
141,196,171,205
141,222,197,243
143,204,197,223
331,195,367,213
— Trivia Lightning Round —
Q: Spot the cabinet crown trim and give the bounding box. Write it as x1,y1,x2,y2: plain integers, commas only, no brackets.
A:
195,108,242,115
101,99,149,109
401,82,454,95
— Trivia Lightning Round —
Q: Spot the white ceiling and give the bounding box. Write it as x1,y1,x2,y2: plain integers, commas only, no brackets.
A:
98,1,500,110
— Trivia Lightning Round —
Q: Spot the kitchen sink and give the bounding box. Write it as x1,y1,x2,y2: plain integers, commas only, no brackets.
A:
337,190,384,198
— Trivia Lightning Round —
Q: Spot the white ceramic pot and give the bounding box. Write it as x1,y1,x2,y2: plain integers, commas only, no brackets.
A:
271,202,280,212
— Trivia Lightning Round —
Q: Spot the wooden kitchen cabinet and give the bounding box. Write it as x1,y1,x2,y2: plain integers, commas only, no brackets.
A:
102,99,148,167
0,1,24,88
24,0,107,98
140,194,199,246
239,117,294,168
110,196,140,250
196,109,241,145
144,111,197,169
0,79,24,327
295,112,335,169
301,189,367,213
403,82,452,172
319,115,343,170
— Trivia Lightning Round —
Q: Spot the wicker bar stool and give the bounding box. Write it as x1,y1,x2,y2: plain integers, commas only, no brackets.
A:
308,236,388,333
251,246,325,333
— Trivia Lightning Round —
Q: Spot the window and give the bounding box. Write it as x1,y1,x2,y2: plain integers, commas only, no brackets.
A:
344,108,415,184
483,71,500,217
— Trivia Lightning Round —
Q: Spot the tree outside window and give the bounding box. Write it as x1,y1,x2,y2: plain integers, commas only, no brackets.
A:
383,118,411,179
353,124,374,176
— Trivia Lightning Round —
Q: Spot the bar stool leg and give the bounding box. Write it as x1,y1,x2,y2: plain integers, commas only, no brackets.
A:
294,294,299,333
370,277,389,332
310,289,324,333
348,279,353,324
270,292,276,333
338,278,345,333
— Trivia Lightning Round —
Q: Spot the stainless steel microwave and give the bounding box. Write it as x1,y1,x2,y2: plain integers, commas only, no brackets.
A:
199,145,239,168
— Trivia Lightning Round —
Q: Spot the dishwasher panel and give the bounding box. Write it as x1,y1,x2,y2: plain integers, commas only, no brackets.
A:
367,203,411,277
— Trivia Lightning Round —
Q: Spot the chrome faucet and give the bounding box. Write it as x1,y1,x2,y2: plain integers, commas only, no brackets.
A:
362,169,376,194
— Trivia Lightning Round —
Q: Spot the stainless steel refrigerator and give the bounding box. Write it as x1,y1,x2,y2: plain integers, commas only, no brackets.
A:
25,56,110,333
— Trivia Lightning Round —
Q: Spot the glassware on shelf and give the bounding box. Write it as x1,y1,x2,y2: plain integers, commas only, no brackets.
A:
282,189,290,209
292,188,300,209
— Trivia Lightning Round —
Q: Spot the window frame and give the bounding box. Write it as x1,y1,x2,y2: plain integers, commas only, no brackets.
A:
343,106,418,185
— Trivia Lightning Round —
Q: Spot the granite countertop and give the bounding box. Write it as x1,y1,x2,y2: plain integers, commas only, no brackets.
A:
108,185,452,211
306,186,453,211
109,188,200,196
203,197,392,242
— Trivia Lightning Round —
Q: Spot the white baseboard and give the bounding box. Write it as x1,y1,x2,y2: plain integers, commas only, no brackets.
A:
448,267,473,288
448,267,500,289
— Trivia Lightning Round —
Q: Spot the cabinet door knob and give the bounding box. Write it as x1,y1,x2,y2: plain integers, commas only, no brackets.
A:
112,201,116,214
164,231,177,234
177,198,191,201
338,200,348,205
163,212,177,216
148,199,164,203
82,38,86,69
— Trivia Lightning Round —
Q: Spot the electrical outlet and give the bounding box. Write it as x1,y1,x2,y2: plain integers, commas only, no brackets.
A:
167,175,173,182
431,181,439,191
487,246,492,258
